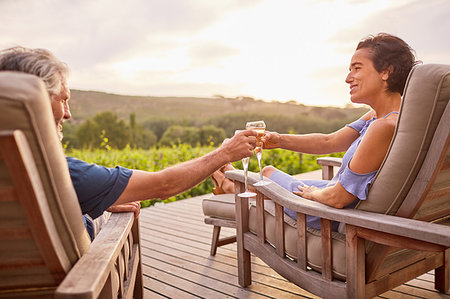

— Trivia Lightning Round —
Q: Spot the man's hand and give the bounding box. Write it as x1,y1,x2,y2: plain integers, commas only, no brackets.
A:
107,201,141,218
262,131,281,149
220,130,257,162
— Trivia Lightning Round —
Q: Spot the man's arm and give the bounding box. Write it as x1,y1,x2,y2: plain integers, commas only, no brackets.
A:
113,130,257,205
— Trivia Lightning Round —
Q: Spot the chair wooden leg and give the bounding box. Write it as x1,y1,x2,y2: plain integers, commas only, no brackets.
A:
210,226,221,256
435,249,449,293
236,188,251,287
132,217,144,299
346,225,366,298
237,239,251,287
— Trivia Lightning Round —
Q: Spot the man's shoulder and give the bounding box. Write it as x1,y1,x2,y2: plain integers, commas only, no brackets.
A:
66,156,95,168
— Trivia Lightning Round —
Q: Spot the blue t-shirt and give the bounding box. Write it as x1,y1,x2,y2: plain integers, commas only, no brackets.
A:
67,157,133,239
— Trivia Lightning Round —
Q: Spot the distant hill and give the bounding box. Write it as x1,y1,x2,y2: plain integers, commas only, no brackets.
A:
69,90,367,126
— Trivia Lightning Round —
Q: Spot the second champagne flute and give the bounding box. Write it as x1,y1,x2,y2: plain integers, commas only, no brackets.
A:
235,130,256,198
245,121,271,186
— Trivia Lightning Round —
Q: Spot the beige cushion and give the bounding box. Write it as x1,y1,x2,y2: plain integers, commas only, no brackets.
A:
248,200,347,280
202,194,236,220
0,71,91,263
360,64,450,215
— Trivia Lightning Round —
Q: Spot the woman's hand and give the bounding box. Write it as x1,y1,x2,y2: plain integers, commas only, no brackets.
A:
293,184,320,200
293,183,356,209
262,131,281,149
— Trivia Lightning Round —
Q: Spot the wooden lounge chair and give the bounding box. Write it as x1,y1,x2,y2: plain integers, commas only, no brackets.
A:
0,71,143,298
226,64,450,298
202,165,340,256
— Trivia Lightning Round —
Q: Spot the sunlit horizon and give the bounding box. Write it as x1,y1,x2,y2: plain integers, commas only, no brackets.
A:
1,0,449,107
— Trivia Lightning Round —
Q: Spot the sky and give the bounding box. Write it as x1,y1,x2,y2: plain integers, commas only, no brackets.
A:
1,0,449,107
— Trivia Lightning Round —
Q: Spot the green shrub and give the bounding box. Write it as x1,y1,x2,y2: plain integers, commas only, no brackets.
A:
65,145,343,208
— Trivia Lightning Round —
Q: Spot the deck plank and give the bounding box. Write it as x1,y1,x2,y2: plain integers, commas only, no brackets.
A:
140,193,449,299
141,239,315,297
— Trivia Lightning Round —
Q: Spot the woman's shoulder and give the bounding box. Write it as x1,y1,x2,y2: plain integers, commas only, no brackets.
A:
365,116,397,143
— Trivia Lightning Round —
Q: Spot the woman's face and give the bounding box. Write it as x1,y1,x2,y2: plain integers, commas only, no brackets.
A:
345,48,388,105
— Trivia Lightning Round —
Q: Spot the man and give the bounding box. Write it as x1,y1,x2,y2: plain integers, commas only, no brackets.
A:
0,46,257,239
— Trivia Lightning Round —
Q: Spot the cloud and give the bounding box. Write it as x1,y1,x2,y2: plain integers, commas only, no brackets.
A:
188,42,239,67
0,0,257,68
1,0,448,107
329,0,450,63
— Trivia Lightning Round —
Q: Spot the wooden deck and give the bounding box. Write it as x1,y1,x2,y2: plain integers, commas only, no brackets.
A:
139,193,449,299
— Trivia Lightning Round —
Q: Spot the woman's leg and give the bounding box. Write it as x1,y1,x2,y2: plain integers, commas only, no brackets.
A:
264,167,331,230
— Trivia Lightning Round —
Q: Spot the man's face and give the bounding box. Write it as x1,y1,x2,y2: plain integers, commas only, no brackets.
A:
50,82,71,141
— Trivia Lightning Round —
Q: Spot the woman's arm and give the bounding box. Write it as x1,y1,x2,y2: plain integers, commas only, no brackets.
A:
263,126,359,154
295,116,396,208
263,111,374,155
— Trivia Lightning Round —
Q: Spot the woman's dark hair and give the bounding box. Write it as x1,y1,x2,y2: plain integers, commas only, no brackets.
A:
357,33,419,95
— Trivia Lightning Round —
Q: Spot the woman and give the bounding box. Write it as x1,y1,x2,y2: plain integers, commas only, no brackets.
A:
212,33,418,231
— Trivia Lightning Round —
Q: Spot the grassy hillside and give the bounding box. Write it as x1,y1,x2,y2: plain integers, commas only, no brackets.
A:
69,90,368,127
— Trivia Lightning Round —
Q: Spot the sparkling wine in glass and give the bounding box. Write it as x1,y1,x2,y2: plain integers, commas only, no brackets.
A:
245,121,271,186
235,130,257,198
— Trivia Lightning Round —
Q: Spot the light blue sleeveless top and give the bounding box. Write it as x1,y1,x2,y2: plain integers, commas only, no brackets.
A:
334,111,399,199
270,111,398,231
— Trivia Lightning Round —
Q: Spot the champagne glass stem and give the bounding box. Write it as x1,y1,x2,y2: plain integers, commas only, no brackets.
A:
256,151,263,181
243,158,249,192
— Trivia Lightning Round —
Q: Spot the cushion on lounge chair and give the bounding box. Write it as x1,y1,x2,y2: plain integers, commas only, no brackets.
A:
0,71,90,263
202,194,236,220
360,64,450,215
248,200,347,280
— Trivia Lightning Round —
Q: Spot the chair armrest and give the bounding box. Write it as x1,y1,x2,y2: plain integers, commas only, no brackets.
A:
55,212,141,299
226,170,450,248
316,157,343,180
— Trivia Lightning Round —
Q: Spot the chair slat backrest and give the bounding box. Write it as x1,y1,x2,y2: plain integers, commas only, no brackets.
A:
357,64,450,217
359,64,450,283
0,131,69,291
0,72,91,291
396,102,450,221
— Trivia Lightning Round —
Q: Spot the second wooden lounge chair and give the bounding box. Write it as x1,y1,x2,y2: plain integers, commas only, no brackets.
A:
227,63,450,298
0,71,143,298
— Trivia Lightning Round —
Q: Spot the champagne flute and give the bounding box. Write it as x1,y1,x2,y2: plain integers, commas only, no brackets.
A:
246,121,271,186
235,130,257,198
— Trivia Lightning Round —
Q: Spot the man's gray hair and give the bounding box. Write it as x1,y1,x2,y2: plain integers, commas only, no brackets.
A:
0,46,69,96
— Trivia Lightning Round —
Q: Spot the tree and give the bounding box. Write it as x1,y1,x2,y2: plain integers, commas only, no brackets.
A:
142,118,176,141
77,111,130,149
199,125,226,146
159,125,200,147
61,122,80,149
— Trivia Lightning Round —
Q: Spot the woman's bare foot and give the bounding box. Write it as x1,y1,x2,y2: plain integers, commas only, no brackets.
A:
211,163,271,194
262,165,277,178
211,164,235,194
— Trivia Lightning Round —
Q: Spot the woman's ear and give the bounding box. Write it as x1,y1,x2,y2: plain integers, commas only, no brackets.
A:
382,65,394,81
